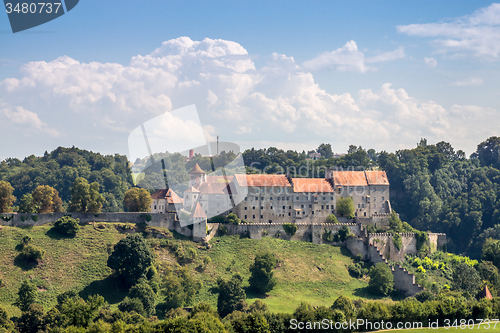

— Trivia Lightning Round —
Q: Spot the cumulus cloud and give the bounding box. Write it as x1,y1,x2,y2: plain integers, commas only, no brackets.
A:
0,36,494,157
397,3,500,59
424,57,438,68
0,103,60,137
302,41,405,72
450,77,484,86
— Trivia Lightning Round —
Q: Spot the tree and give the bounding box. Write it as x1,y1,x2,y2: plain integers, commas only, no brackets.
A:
16,303,46,333
118,297,146,317
128,279,156,317
331,295,355,318
226,213,241,225
53,216,81,237
59,295,105,328
475,136,500,169
18,194,37,214
69,177,105,213
249,300,269,313
0,180,15,213
15,279,38,312
482,238,500,270
336,197,355,218
317,143,333,159
452,262,481,295
217,274,247,318
0,306,15,332
249,252,278,294
32,185,64,213
107,234,153,286
325,214,338,223
368,263,394,296
123,187,152,212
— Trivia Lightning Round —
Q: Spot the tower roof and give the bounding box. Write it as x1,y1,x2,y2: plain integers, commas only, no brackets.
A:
189,163,206,174
480,285,493,299
192,202,207,219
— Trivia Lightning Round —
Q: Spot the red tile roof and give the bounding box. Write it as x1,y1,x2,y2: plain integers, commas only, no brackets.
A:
189,163,205,174
365,171,390,185
330,171,368,186
192,202,207,219
206,175,234,183
234,174,291,187
151,188,183,204
185,186,200,193
480,285,493,299
197,182,231,195
292,178,334,193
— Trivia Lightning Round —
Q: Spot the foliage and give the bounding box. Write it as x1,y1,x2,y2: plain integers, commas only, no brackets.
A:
107,234,153,287
18,193,38,214
249,252,278,293
283,223,297,236
322,229,335,243
217,274,247,318
19,244,44,262
15,279,38,312
158,268,201,314
53,216,81,236
336,197,355,218
393,233,402,251
452,262,482,295
249,299,269,313
31,185,64,213
218,224,228,236
58,294,105,328
0,180,15,213
348,263,366,278
118,297,146,317
0,306,14,332
482,238,500,269
128,279,156,317
368,263,394,296
325,214,338,223
226,213,241,225
16,303,46,333
69,177,105,213
331,295,356,318
335,225,351,242
123,187,152,212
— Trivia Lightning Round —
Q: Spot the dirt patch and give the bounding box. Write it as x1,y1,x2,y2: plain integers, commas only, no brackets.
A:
37,286,47,292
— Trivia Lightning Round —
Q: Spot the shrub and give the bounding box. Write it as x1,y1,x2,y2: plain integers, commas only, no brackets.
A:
53,216,80,236
209,215,225,223
336,197,355,217
392,233,402,251
226,213,241,225
283,223,297,236
20,235,33,247
145,214,152,222
368,263,394,296
19,244,44,262
249,252,278,293
218,224,228,236
31,215,38,222
118,297,146,317
334,225,351,242
323,229,335,243
325,214,338,223
348,263,366,278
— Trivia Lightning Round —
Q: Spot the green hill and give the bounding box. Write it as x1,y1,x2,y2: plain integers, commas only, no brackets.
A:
0,223,381,316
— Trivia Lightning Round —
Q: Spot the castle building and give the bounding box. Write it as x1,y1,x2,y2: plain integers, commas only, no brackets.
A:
151,163,392,225
150,188,183,213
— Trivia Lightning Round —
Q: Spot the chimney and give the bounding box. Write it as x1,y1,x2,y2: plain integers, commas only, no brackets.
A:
189,149,193,159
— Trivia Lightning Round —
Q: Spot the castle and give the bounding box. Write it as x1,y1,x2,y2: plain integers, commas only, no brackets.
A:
150,164,393,225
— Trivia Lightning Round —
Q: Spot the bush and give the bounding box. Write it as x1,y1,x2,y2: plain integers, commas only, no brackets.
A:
53,216,80,236
209,215,225,223
31,215,38,222
118,297,146,317
249,252,278,294
348,263,366,278
19,244,44,262
20,235,33,247
218,224,228,236
368,263,394,296
415,290,435,302
226,213,241,225
393,233,402,251
336,197,355,217
323,229,335,243
325,214,338,223
283,223,297,236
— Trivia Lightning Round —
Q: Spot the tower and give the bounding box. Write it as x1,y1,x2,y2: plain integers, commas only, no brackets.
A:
189,163,207,188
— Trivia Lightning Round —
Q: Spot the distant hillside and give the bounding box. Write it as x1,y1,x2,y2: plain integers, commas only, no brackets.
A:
0,224,382,316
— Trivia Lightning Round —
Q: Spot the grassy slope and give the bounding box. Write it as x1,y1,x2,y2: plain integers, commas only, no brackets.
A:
0,224,383,317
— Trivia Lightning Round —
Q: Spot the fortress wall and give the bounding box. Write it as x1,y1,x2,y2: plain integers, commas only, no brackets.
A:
368,233,418,262
392,264,425,296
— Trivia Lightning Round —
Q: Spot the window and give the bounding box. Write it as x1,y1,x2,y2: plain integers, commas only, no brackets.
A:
296,197,299,200
362,204,365,208
244,207,247,210
301,205,304,208
270,197,273,200
261,206,264,209
382,197,385,201
309,204,312,208
154,206,157,209
288,212,291,216
373,187,376,192
186,195,189,199
277,197,280,200
283,206,285,209
331,196,334,200
245,197,247,201
312,211,314,214
282,197,285,200
261,188,264,193
261,197,264,200
289,206,291,209
326,205,329,209
270,206,273,209
355,212,357,216
362,197,364,201
364,212,367,217
244,215,247,219
253,206,256,210
321,205,324,209
358,204,360,208
269,220,272,223
323,196,326,200
253,215,255,219
260,215,263,218
303,211,305,215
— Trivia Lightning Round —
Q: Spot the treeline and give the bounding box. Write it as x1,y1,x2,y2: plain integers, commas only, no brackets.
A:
0,147,133,212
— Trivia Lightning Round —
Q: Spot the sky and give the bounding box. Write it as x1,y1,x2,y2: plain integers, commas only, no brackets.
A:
1,0,500,161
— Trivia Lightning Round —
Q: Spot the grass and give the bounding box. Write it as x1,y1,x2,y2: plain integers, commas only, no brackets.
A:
0,224,384,317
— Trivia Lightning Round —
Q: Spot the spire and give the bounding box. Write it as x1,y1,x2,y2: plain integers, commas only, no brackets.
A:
189,163,205,174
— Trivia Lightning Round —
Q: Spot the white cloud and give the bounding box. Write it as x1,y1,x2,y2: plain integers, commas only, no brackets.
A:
424,57,437,68
397,3,500,59
450,77,484,86
303,41,405,72
0,36,494,157
0,104,60,137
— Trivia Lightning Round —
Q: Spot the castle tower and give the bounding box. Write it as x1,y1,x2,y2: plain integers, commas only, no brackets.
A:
189,163,207,188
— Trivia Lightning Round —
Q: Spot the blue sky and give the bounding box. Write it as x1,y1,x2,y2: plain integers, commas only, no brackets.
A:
1,0,500,160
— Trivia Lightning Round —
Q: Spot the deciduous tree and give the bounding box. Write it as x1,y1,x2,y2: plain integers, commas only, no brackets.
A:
0,180,15,213
69,177,105,213
123,187,152,212
15,280,38,312
336,197,355,218
217,274,247,318
368,263,394,296
249,252,277,294
32,185,64,213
